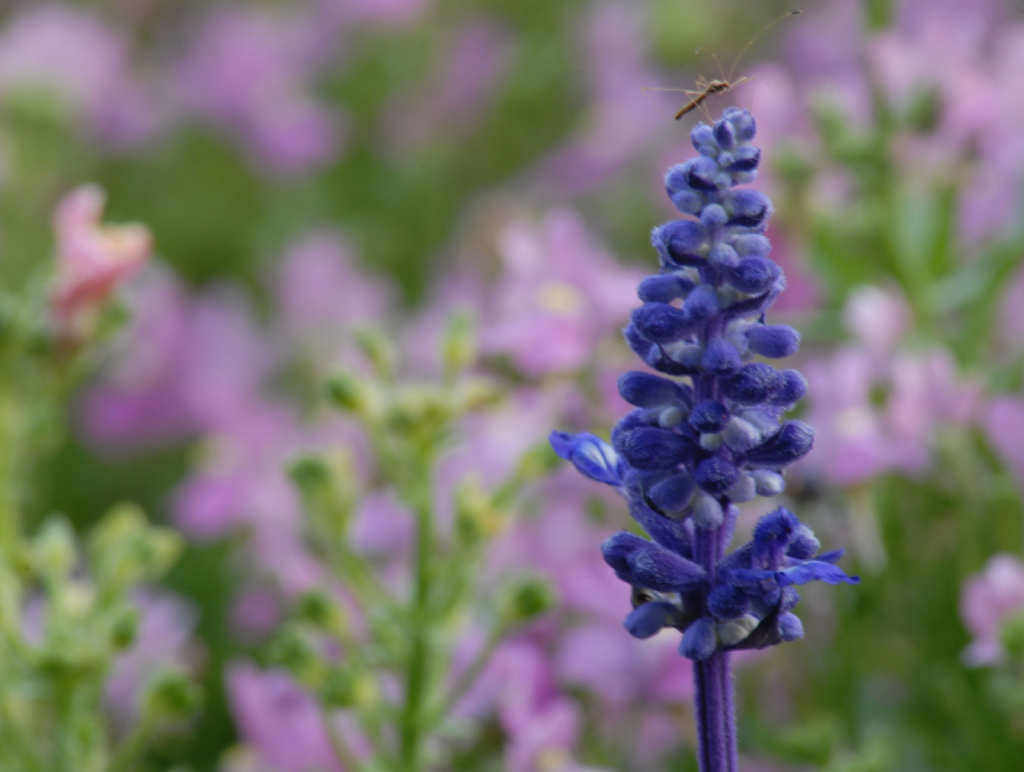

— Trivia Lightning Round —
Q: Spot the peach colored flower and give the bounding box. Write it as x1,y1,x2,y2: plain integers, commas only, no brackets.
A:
50,184,151,337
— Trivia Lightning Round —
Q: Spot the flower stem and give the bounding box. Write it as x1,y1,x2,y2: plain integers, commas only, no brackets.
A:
398,463,435,772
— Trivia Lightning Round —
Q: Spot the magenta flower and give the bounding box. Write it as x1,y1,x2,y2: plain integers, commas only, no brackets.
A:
960,553,1024,665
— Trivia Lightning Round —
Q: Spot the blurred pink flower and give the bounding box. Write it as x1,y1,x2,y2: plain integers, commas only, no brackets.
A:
274,228,393,371
984,397,1024,487
50,184,152,338
802,286,978,486
0,4,157,145
480,210,642,376
179,8,342,175
865,7,1024,241
317,0,433,28
384,18,511,151
960,553,1024,665
467,640,611,772
225,661,344,772
545,2,666,191
105,590,200,729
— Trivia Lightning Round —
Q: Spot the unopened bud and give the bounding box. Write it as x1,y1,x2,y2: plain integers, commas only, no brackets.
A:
500,576,555,625
355,327,397,380
442,310,477,377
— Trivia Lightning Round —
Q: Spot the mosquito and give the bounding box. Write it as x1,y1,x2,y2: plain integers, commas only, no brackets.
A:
645,10,802,121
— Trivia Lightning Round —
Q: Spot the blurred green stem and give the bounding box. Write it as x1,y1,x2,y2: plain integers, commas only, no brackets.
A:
398,457,435,772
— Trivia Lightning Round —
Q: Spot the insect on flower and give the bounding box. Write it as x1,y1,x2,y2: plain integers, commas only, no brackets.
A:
646,10,802,121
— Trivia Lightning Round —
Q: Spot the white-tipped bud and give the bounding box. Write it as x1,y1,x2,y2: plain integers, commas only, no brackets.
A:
664,341,703,368
717,613,760,646
692,491,724,530
722,416,761,453
658,406,684,428
700,432,723,451
751,470,786,496
726,473,756,503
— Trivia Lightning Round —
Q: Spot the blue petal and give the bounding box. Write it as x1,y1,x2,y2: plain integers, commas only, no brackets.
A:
776,560,860,587
549,431,625,486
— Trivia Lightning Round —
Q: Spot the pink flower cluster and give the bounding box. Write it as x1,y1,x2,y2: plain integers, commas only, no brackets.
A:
800,285,980,486
961,553,1024,666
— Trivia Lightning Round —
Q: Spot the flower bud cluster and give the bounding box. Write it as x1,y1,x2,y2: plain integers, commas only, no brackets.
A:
551,108,857,661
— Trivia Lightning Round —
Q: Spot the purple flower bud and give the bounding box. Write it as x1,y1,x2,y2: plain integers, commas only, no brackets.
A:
721,362,782,404
742,421,814,468
648,472,697,515
708,243,740,268
601,531,650,576
713,118,736,149
680,617,718,660
683,284,720,319
654,220,709,266
623,322,654,360
629,545,706,592
708,583,749,620
692,490,724,529
631,302,694,344
618,427,695,470
724,189,772,228
690,124,718,155
700,204,728,229
726,256,779,293
702,338,742,374
787,525,821,560
689,400,730,433
753,506,800,553
618,371,681,408
682,156,721,192
722,145,760,172
638,273,694,303
778,612,804,641
724,108,756,142
746,324,801,358
695,456,739,495
768,369,808,405
733,234,772,258
625,601,679,638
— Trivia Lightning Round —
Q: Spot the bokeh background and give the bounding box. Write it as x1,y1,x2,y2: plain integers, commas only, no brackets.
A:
4,0,1024,770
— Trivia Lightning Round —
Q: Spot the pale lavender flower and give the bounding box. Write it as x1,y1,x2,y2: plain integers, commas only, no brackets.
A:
480,210,642,376
225,661,346,772
316,0,433,28
178,8,342,175
0,4,157,145
383,18,511,152
983,398,1024,488
801,286,979,485
274,228,393,372
960,554,1024,665
544,1,666,192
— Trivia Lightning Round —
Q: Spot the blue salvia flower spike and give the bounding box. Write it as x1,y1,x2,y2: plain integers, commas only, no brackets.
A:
549,107,858,772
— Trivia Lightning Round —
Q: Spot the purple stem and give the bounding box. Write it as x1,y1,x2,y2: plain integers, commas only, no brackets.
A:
693,502,739,772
